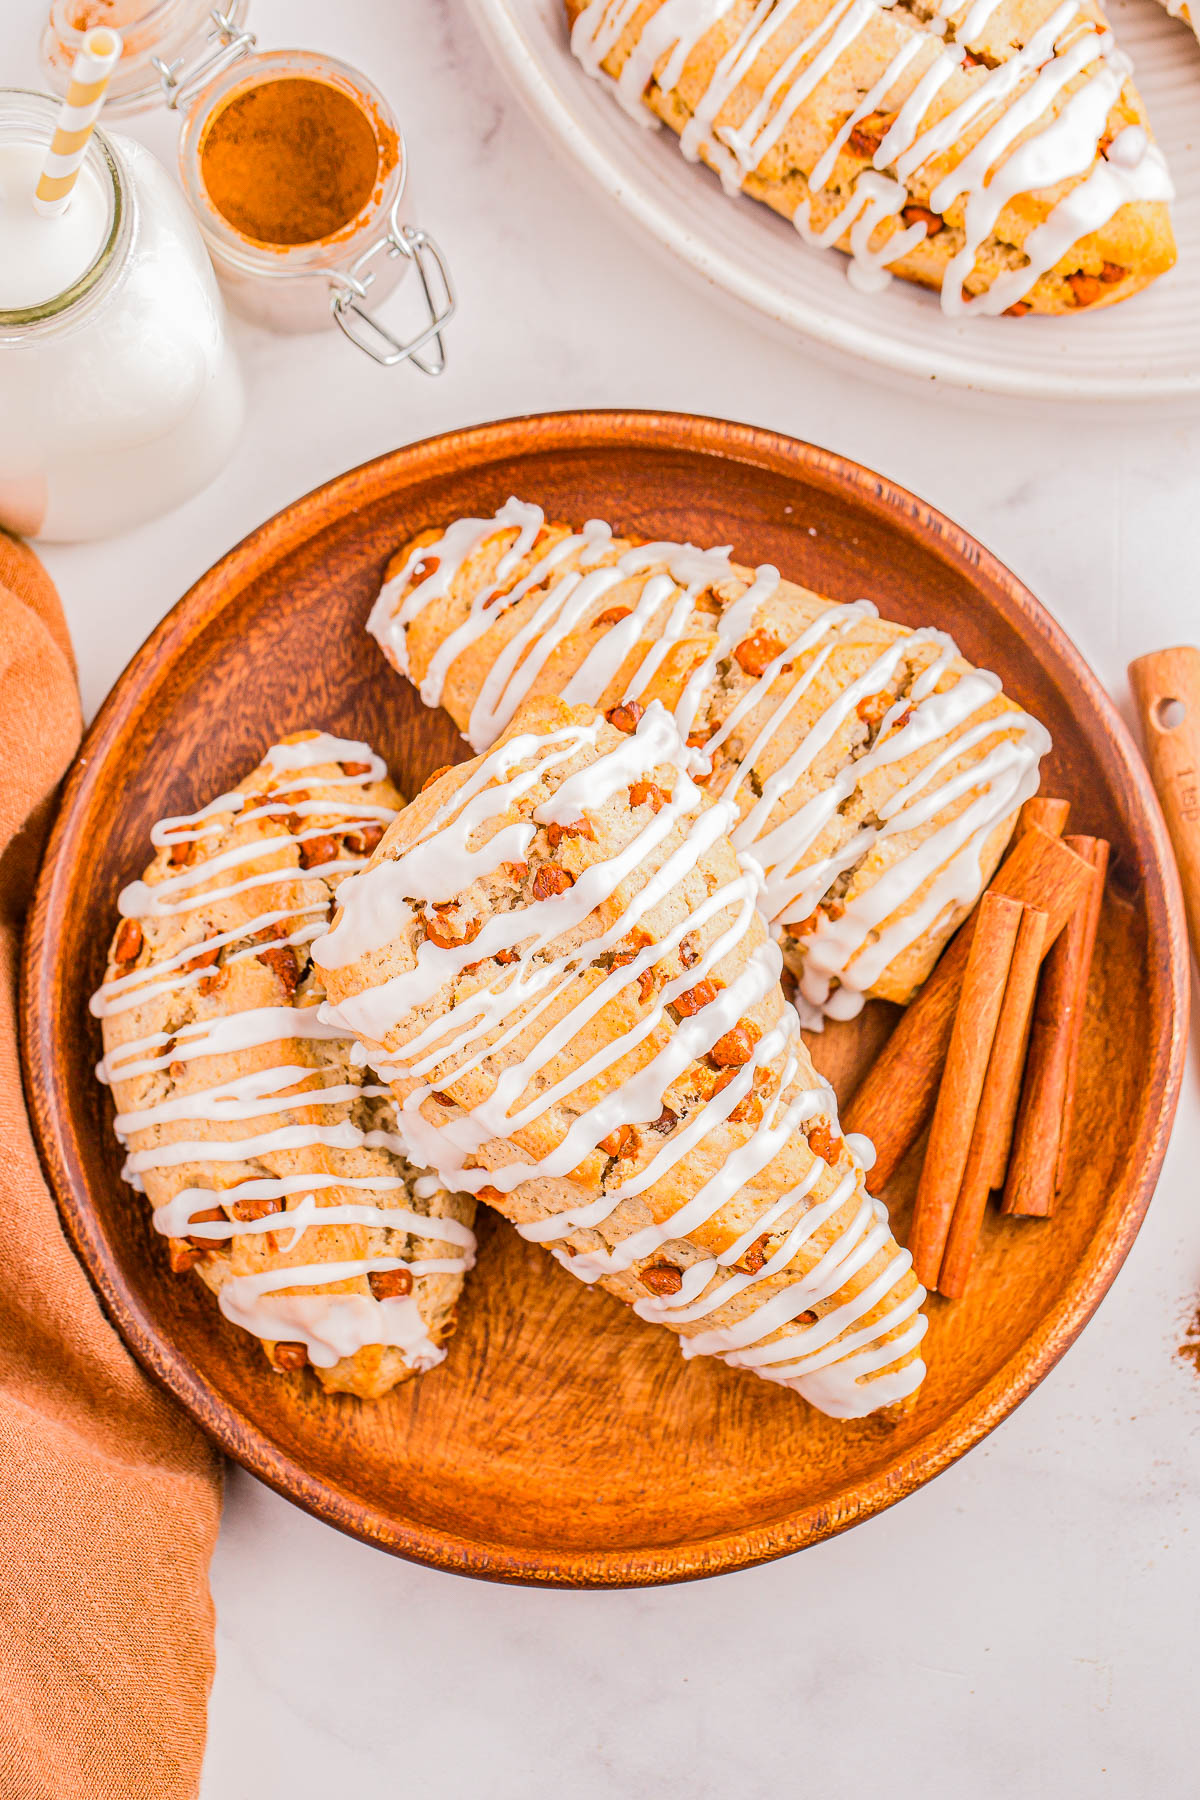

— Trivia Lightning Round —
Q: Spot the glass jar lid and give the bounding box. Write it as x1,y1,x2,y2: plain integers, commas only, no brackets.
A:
41,0,252,117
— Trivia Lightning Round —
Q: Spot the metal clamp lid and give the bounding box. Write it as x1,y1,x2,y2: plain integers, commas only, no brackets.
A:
153,7,257,112
330,217,455,375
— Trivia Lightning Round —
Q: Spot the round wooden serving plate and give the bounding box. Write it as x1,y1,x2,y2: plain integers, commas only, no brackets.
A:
23,411,1189,1587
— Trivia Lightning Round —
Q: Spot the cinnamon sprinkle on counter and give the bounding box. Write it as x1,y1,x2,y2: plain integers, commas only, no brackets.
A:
1178,1304,1200,1380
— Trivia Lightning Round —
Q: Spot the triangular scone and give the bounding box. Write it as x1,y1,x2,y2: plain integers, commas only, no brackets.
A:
567,0,1175,314
366,501,1050,1022
93,731,476,1399
316,698,928,1420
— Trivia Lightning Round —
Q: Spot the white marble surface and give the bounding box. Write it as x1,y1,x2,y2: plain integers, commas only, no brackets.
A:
7,1,1200,1792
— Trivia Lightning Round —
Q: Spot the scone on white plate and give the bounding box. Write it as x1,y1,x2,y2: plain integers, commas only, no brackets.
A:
566,0,1176,314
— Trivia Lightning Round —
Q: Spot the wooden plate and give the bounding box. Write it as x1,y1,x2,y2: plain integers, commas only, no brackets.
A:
22,411,1188,1587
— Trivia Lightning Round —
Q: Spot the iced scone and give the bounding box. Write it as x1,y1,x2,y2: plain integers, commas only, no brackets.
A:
93,732,476,1399
315,699,927,1419
367,501,1051,1022
566,0,1176,314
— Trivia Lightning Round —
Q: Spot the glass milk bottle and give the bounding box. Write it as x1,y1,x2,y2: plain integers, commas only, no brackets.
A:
0,90,243,541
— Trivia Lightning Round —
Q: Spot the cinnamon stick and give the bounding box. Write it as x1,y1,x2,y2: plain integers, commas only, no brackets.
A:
1054,835,1110,1199
844,828,1096,1189
938,904,1048,1298
1016,796,1070,840
982,903,1050,1191
909,892,1023,1290
1001,841,1105,1218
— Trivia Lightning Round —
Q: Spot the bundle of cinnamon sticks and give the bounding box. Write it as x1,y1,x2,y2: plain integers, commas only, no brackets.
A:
844,798,1108,1300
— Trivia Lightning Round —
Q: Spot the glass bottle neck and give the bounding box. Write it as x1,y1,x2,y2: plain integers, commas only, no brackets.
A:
0,91,126,336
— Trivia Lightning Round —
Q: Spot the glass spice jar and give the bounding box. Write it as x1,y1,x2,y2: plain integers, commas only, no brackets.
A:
178,49,451,368
40,6,455,371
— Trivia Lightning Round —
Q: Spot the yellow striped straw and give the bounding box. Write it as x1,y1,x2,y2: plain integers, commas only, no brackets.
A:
34,26,123,218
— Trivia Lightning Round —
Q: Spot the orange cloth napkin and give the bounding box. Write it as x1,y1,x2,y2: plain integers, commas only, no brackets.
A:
0,534,222,1799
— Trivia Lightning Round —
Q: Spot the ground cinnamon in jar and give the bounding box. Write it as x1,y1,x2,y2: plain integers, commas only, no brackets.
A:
199,76,385,247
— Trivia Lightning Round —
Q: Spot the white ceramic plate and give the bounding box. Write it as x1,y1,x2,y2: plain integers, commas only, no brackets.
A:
467,0,1200,402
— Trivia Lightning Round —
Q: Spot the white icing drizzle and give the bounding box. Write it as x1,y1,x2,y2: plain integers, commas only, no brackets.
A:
367,502,1049,1020
215,1271,456,1373
262,733,387,778
91,738,475,1372
569,0,1173,311
677,0,803,186
721,0,879,170
91,909,330,1019
315,702,925,1419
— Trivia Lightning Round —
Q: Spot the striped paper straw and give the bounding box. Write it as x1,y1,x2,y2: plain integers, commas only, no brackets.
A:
34,27,123,218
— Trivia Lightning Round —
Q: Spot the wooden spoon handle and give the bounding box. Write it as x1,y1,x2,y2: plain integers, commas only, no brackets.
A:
1129,645,1200,964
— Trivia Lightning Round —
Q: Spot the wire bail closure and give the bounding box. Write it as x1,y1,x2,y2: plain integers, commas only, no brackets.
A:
153,7,256,112
330,216,455,374
151,16,456,373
